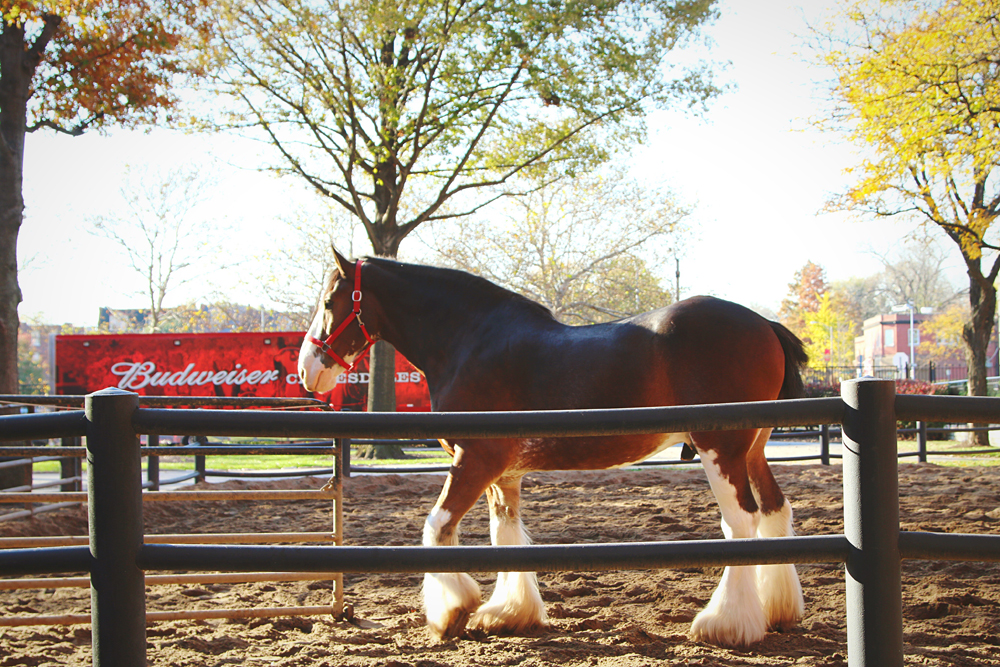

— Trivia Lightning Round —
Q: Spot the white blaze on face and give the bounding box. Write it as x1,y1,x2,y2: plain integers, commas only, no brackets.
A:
298,307,340,393
298,301,368,394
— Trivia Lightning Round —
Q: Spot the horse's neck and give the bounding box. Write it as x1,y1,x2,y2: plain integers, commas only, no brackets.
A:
365,262,543,378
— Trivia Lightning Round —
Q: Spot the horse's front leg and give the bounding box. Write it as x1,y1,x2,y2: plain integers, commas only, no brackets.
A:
469,476,548,634
421,446,499,639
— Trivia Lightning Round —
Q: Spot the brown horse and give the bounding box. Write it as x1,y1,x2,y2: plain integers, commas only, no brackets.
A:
298,250,809,647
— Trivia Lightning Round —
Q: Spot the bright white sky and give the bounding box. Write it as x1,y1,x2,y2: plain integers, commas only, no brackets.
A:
17,0,959,327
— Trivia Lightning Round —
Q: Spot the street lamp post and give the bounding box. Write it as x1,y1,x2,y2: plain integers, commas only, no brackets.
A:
891,301,934,379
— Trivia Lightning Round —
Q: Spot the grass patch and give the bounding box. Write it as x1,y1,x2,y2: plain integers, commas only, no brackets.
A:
903,438,1000,466
28,449,452,473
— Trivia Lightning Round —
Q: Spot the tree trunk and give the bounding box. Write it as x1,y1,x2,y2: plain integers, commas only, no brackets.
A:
355,76,406,459
961,259,996,446
0,22,32,488
354,339,406,460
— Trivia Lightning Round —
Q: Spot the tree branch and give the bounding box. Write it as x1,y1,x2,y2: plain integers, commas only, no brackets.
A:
26,13,62,67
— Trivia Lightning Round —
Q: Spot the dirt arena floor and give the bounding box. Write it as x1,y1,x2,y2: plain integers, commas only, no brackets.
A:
3,463,1000,666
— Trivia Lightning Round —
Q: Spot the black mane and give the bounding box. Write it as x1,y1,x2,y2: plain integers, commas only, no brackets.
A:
365,257,557,322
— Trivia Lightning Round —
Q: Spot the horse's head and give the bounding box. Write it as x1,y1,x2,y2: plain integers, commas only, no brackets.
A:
298,248,375,393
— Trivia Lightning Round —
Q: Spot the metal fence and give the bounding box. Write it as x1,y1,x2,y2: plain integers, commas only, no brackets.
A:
0,394,334,519
801,364,986,386
1,381,1000,667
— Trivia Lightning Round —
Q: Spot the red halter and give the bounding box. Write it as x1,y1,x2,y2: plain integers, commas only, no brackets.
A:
306,259,374,372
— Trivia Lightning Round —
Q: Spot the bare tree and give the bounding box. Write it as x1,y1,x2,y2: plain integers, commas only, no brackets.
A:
90,165,225,332
871,237,965,313
426,171,686,323
258,205,359,330
829,237,965,330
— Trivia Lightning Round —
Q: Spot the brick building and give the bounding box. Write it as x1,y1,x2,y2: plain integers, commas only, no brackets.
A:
854,311,996,376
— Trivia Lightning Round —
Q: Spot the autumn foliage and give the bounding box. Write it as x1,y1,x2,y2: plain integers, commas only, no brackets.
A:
3,0,210,135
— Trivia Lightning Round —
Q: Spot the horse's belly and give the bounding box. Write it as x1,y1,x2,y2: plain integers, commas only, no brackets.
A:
607,432,691,468
518,432,691,472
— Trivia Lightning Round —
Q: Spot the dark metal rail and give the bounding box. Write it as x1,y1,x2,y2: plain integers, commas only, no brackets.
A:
0,394,330,410
136,535,851,573
131,397,846,439
0,410,86,441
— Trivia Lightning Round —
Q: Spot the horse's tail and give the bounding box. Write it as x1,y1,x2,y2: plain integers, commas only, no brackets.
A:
769,321,809,399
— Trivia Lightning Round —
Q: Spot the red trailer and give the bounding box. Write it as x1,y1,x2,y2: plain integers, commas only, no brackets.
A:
55,331,431,412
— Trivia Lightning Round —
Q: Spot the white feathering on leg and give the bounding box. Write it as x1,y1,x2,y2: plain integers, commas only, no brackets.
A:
421,507,481,638
756,500,804,631
469,502,547,633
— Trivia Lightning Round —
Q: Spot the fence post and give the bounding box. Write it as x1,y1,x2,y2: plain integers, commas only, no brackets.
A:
86,388,145,667
147,435,160,491
60,436,82,492
342,437,351,478
840,378,902,667
195,443,206,483
820,424,830,466
25,406,35,487
332,437,345,615
917,421,928,464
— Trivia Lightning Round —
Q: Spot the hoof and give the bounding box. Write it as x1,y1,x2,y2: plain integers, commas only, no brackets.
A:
469,602,548,635
690,605,766,648
467,571,548,635
689,566,767,648
758,563,804,632
423,572,481,640
428,607,474,640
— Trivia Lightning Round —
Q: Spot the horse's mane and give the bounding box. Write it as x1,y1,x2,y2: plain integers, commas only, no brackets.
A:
365,257,557,322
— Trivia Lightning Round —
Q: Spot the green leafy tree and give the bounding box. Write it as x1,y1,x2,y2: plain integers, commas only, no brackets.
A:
17,335,46,394
201,0,721,411
819,0,1000,434
803,292,857,367
918,302,967,365
830,274,885,327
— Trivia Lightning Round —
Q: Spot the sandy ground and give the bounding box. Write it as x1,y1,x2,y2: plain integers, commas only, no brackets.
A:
2,463,1000,666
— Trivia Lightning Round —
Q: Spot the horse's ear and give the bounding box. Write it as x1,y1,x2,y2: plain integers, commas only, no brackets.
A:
331,245,352,278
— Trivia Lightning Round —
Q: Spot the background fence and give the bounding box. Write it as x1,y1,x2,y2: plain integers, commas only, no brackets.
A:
0,394,347,627
801,364,976,386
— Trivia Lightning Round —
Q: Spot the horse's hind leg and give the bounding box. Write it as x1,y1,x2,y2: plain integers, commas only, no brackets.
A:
689,430,767,647
747,427,804,631
469,476,548,634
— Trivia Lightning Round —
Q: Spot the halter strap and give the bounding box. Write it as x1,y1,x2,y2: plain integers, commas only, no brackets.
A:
306,259,375,371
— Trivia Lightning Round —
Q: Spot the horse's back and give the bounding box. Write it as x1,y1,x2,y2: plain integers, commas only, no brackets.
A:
431,294,802,415
624,295,796,406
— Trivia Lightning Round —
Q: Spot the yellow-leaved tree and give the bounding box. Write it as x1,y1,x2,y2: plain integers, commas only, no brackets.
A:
819,0,1000,436
803,293,858,367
